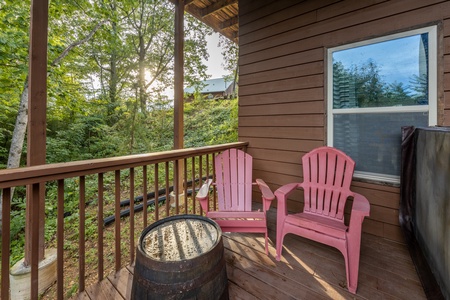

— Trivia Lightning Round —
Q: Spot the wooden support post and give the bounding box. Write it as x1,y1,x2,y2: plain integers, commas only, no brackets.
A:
25,0,48,267
9,1,55,299
173,0,185,203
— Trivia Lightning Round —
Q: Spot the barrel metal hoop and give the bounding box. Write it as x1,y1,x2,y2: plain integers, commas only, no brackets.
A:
134,255,226,294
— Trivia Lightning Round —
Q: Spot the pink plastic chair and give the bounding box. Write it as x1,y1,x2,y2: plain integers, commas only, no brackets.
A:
275,146,370,293
196,149,275,254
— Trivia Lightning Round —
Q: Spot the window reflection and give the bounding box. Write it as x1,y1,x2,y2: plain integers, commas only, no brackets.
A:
332,33,429,109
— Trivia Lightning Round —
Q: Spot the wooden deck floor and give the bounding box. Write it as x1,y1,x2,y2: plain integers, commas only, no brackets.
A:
76,209,426,300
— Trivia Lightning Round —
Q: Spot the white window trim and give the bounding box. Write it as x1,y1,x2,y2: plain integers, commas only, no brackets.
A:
327,26,438,184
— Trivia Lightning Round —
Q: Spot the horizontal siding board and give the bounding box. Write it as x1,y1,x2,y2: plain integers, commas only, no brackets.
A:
239,126,324,140
239,75,324,96
241,11,317,45
444,18,450,36
240,2,449,67
443,55,450,74
239,101,323,116
253,170,300,188
242,0,393,46
444,109,450,125
444,91,450,109
240,88,324,106
316,0,388,21
240,0,340,37
239,115,324,127
369,205,399,226
240,48,323,75
352,186,400,209
239,0,293,28
253,159,301,177
244,137,323,152
444,73,450,91
240,0,446,56
239,61,324,86
363,218,385,238
444,36,450,54
351,180,400,194
247,148,305,164
383,223,405,242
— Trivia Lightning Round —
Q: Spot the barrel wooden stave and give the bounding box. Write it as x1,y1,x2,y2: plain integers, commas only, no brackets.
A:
132,215,228,300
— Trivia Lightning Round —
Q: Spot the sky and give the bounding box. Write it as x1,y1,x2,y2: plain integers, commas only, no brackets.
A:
163,32,226,98
333,34,424,90
204,32,227,79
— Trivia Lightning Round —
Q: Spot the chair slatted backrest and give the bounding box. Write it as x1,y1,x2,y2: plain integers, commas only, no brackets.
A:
302,147,355,221
215,149,253,212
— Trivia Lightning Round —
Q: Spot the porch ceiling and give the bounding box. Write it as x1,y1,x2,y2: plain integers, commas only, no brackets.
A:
170,0,239,43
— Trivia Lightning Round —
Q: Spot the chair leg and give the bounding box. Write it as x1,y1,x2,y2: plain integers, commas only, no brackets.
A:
275,226,285,261
345,236,362,294
264,230,269,255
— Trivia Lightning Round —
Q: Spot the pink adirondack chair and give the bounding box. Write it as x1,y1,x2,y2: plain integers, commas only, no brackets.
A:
196,148,275,254
275,146,370,294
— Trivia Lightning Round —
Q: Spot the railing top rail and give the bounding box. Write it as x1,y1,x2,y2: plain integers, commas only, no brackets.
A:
0,142,248,188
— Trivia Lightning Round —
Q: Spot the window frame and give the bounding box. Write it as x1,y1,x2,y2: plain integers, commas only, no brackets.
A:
326,26,438,184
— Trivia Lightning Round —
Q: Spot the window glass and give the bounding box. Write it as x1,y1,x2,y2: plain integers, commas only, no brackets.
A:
328,27,436,183
332,34,429,109
333,112,428,177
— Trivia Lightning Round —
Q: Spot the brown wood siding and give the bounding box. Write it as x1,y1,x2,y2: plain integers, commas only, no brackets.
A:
239,0,450,242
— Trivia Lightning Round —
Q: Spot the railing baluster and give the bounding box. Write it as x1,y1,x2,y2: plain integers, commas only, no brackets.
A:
30,183,40,299
115,170,121,272
143,166,148,228
213,153,217,211
165,162,170,217
129,168,135,264
79,176,86,292
199,155,203,215
184,158,188,213
155,164,159,221
174,160,179,215
191,157,196,214
98,173,104,281
206,154,211,212
1,188,11,300
57,180,64,299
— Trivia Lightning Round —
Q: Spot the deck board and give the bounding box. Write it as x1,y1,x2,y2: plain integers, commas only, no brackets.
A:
79,208,426,300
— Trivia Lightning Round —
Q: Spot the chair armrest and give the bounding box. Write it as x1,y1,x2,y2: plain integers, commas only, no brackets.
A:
255,179,275,201
274,183,298,200
348,192,370,237
351,192,370,218
256,179,275,212
274,183,299,217
196,179,213,212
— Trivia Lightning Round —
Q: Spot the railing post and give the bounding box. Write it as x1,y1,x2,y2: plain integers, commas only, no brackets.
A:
1,188,11,300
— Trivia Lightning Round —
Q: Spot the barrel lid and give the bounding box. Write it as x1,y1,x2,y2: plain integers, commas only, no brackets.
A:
141,215,220,262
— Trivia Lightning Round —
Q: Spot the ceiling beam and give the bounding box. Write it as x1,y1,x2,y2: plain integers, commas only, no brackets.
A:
201,0,237,18
168,0,238,43
219,15,238,30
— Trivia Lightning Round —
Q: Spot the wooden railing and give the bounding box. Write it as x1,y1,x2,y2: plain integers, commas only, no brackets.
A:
0,142,248,300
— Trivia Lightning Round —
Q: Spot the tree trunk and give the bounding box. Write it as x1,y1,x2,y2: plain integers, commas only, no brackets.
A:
0,21,106,230
7,80,29,170
138,36,147,112
0,81,29,231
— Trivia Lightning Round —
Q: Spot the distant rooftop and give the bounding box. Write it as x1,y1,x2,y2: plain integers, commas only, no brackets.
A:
184,77,233,94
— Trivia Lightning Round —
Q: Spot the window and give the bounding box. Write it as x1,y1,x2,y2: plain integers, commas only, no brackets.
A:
327,27,437,184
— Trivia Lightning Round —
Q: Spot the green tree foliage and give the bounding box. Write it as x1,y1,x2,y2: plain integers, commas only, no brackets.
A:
1,0,238,263
0,0,30,167
0,0,216,166
333,59,427,108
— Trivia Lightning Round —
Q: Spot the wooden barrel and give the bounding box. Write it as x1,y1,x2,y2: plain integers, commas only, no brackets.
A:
132,215,229,300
